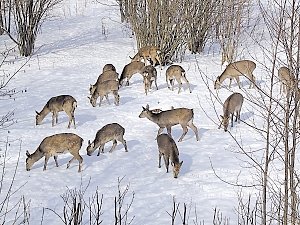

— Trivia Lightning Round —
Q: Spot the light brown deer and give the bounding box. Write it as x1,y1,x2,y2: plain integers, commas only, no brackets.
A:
141,65,158,95
87,123,127,156
166,65,191,94
26,133,83,172
130,45,162,69
214,60,256,89
157,133,183,178
219,92,244,132
88,80,120,107
139,104,199,142
119,61,145,86
89,70,119,95
35,95,77,128
278,66,295,94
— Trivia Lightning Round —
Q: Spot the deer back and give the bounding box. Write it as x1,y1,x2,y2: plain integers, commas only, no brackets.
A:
157,134,179,160
103,63,116,73
93,123,125,145
119,61,145,83
46,95,77,113
223,93,244,117
93,79,119,97
166,65,185,79
278,66,294,86
223,60,256,77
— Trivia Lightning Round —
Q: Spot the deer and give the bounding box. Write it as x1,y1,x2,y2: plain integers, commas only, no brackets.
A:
214,60,256,89
119,61,145,86
86,123,127,156
88,79,120,107
141,65,158,95
138,104,199,142
89,70,119,95
130,45,162,69
219,92,244,132
166,65,191,94
35,95,77,129
157,133,183,178
26,133,83,172
278,66,295,94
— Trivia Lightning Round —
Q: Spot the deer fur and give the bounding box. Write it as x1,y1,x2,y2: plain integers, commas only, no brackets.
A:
219,92,244,132
166,65,191,94
88,79,120,107
141,65,158,95
214,60,256,89
278,66,295,94
89,70,119,95
138,104,199,142
119,61,145,86
26,133,83,172
130,45,162,69
35,95,77,128
102,63,116,73
157,133,183,178
87,123,127,156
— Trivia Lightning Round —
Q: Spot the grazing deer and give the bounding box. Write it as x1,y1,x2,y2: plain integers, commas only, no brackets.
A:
87,123,127,156
157,134,183,178
219,92,244,132
130,45,162,69
141,65,158,95
278,66,295,94
26,133,83,172
35,95,77,128
119,61,145,86
139,104,199,142
214,60,256,89
89,70,119,95
88,80,120,107
103,63,116,72
166,65,191,94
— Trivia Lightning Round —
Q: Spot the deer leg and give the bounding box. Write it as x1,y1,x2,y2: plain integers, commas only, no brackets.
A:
68,152,83,172
97,144,104,156
155,56,163,70
235,77,241,88
176,78,182,94
158,152,162,168
66,111,73,129
178,125,188,142
54,155,59,167
52,113,56,127
182,76,191,93
109,140,117,153
188,120,199,141
231,113,234,127
43,155,51,171
113,91,120,106
105,94,111,105
117,135,128,152
163,155,169,173
166,126,172,137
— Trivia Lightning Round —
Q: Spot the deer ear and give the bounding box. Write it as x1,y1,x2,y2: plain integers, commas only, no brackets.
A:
26,150,31,157
220,115,224,119
146,104,149,110
87,96,91,100
35,110,40,115
171,162,174,166
180,161,183,166
88,140,91,145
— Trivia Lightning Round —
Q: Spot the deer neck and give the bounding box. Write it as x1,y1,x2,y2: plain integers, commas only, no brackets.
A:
146,111,161,124
30,148,44,162
219,71,229,83
38,106,51,120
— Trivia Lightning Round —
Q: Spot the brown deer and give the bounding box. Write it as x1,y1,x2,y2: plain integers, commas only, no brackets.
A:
89,70,119,95
214,60,256,89
166,65,191,94
87,123,127,156
157,133,183,178
219,92,244,132
141,65,158,95
278,66,295,94
102,63,116,72
119,61,145,86
139,104,199,142
26,133,83,172
88,80,120,107
130,45,162,69
35,95,77,128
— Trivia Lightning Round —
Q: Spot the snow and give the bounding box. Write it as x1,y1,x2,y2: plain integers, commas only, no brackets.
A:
0,1,272,224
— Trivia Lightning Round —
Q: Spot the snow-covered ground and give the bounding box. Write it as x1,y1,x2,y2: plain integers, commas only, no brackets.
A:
0,1,278,224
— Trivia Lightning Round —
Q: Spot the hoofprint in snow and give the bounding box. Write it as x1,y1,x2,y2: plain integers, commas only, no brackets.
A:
0,0,274,224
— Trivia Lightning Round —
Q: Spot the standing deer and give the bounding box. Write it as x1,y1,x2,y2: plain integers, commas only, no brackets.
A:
219,92,244,132
214,60,256,89
88,80,120,107
35,95,77,128
130,45,162,69
166,65,191,94
278,66,295,94
139,104,199,142
119,61,145,86
26,133,83,172
89,70,119,95
157,134,183,178
87,123,128,156
141,65,158,95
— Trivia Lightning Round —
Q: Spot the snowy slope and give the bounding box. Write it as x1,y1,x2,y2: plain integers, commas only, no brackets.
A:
0,1,270,224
